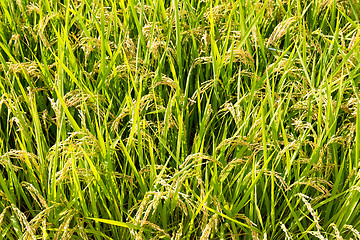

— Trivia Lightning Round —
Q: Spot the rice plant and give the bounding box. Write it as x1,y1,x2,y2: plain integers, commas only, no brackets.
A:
0,0,360,239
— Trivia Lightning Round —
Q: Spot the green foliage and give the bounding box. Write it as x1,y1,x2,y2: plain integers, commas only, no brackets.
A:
0,0,360,239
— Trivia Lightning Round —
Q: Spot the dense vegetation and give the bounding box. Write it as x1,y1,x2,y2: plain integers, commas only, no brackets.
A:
0,0,360,239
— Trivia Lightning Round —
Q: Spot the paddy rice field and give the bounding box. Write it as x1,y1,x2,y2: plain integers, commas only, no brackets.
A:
0,0,360,239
